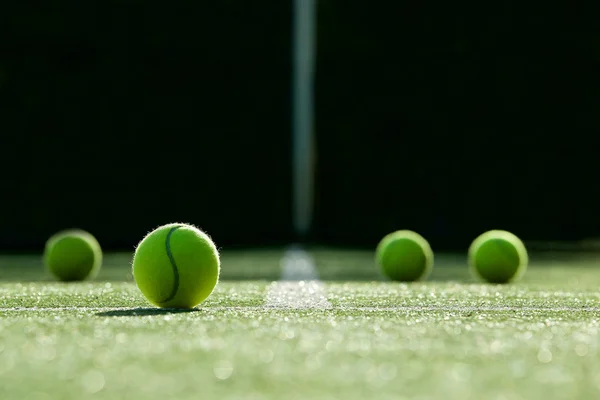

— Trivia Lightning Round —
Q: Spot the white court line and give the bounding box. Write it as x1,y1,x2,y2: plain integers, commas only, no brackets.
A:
264,245,332,309
0,306,600,313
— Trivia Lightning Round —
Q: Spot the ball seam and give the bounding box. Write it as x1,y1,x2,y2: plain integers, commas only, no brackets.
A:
159,226,182,304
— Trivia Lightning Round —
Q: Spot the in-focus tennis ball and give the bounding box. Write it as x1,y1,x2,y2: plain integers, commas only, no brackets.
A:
375,230,434,281
468,230,528,283
132,223,220,309
44,229,102,282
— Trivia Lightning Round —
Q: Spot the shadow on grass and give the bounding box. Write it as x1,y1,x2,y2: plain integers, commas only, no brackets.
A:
96,308,199,317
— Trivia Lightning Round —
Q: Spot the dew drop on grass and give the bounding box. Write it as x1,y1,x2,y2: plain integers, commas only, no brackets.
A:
575,343,588,357
213,360,233,380
378,363,397,381
258,349,274,364
81,370,105,394
537,348,553,363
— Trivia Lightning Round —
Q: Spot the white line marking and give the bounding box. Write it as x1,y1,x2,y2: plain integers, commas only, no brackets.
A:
0,306,599,312
265,246,332,309
278,245,318,281
264,281,331,309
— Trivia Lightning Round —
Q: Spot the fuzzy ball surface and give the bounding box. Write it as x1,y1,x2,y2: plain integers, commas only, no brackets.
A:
469,230,528,284
44,229,102,282
132,223,220,309
375,230,434,282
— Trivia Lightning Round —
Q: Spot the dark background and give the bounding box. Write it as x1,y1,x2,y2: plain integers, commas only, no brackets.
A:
1,2,599,252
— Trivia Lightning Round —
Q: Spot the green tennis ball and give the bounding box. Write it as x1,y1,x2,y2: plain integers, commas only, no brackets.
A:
132,223,220,309
44,229,102,282
468,230,528,284
375,230,434,282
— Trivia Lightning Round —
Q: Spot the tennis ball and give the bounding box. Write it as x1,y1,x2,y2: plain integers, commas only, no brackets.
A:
132,223,220,309
468,230,528,284
375,230,434,281
44,229,102,282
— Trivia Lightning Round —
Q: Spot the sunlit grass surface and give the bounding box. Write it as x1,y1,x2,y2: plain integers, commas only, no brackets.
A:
1,250,600,399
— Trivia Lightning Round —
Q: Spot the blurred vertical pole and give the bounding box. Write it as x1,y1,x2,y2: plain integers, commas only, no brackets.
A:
292,0,317,241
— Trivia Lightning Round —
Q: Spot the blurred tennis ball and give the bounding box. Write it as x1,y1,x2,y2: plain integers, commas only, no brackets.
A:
44,229,102,282
132,223,220,309
375,230,434,281
468,230,528,283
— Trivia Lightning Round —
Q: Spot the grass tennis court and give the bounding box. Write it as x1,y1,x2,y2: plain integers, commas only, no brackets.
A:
1,250,600,399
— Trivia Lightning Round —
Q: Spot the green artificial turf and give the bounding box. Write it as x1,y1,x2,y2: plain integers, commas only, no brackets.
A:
1,250,600,399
